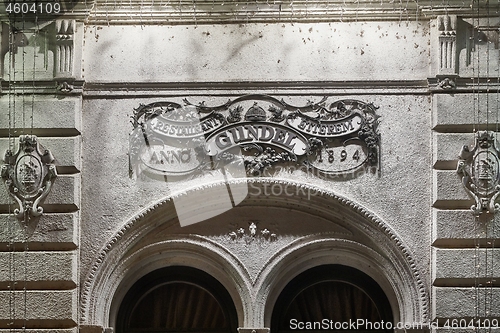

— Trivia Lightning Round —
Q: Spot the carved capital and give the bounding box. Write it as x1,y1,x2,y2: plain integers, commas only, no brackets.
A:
1,135,58,221
457,131,500,215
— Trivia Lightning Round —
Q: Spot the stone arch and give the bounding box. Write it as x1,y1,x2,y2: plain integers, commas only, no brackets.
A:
256,237,418,327
80,178,429,329
81,233,252,329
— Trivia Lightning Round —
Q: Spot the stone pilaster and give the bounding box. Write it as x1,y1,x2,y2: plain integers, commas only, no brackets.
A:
54,19,76,79
437,15,457,76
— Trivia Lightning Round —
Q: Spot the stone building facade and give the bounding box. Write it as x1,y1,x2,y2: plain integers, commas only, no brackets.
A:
0,1,499,333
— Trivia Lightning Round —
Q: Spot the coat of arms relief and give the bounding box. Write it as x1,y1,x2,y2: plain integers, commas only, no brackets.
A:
1,135,57,221
457,131,500,215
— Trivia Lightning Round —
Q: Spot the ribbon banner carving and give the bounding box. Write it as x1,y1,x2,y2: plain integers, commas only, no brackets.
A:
129,95,380,179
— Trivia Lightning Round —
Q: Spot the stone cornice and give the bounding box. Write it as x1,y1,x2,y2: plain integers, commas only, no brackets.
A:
84,0,500,25
81,80,430,97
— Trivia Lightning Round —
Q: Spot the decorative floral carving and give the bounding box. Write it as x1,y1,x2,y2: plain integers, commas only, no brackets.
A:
307,137,324,154
328,100,352,119
1,135,57,221
438,77,456,90
56,81,74,93
243,146,296,175
228,221,277,242
227,106,243,123
457,131,500,215
268,105,285,122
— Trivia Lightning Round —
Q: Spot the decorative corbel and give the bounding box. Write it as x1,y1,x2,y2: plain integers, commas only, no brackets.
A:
457,131,500,215
1,135,57,221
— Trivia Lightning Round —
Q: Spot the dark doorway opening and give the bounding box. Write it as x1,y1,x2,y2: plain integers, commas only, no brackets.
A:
116,266,239,333
271,265,393,333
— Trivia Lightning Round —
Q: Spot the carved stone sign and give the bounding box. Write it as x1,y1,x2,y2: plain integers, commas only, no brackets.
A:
1,135,57,220
129,95,380,179
457,131,500,215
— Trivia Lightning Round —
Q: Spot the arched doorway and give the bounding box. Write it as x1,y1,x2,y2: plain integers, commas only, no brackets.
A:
82,180,428,330
271,265,393,332
116,266,239,333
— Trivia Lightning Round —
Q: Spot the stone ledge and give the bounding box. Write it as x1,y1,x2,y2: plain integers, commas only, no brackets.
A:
0,213,78,250
78,326,105,333
432,329,500,333
0,251,77,289
238,329,269,333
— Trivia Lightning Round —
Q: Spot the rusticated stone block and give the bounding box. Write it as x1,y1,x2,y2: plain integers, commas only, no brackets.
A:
433,287,500,319
433,94,500,130
433,210,500,244
433,133,473,170
0,251,77,289
0,175,80,211
43,175,80,208
0,213,78,250
434,248,500,281
0,137,81,173
0,97,81,135
433,171,473,208
0,290,77,324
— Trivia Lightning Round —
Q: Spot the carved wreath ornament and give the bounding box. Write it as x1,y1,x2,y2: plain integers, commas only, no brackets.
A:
457,131,500,215
1,135,57,220
129,95,380,178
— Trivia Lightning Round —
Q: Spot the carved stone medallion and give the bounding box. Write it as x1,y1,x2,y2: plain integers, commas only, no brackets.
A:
457,131,500,215
1,135,57,220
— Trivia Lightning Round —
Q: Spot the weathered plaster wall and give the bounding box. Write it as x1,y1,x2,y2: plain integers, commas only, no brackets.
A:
82,21,430,82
